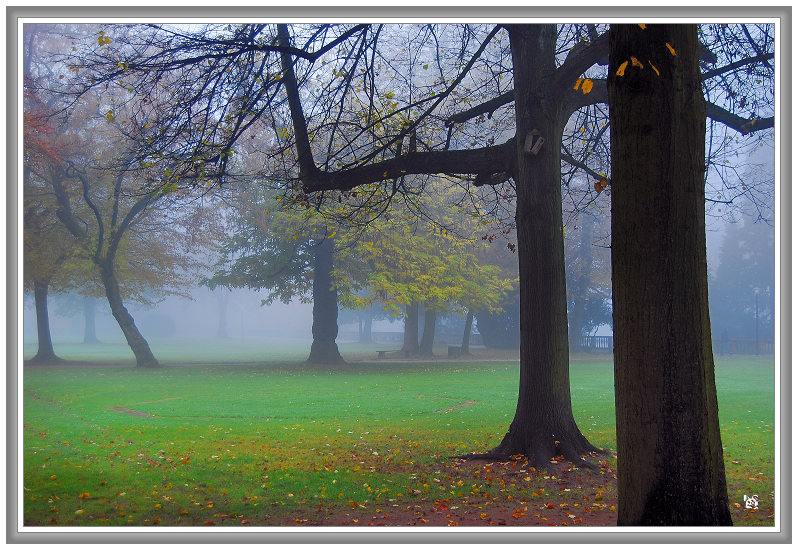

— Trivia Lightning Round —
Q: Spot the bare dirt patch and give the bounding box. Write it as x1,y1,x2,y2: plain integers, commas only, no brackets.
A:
417,394,478,414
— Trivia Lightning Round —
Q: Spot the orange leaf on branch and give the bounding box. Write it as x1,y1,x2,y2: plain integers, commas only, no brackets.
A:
594,177,608,194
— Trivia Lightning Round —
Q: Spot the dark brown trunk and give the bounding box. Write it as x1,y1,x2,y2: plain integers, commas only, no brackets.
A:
83,296,101,344
30,280,61,363
99,261,159,368
402,301,420,354
461,309,474,355
608,24,731,526
476,25,599,468
307,235,344,363
419,307,437,357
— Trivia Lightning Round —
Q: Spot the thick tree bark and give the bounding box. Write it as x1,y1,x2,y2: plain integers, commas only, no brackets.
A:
419,307,437,357
30,280,61,363
83,296,101,344
307,235,344,363
460,309,474,355
402,301,420,354
99,261,159,368
608,24,732,526
476,25,600,467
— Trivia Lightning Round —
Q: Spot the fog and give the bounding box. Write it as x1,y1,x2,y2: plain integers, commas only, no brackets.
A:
23,142,775,351
22,287,407,345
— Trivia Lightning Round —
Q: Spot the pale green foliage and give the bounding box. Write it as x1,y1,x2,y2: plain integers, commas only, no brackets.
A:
348,179,515,316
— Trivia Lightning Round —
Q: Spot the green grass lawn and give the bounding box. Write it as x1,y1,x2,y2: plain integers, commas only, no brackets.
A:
21,343,776,527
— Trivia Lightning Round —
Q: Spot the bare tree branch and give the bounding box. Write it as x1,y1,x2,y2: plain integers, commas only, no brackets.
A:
706,102,774,135
303,138,516,193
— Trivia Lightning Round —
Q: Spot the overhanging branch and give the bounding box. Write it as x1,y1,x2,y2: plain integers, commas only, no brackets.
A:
706,103,774,135
302,138,516,193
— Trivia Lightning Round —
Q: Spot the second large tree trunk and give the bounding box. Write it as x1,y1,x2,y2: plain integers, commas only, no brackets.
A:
608,24,732,526
30,280,61,363
99,261,159,368
477,24,599,467
307,235,344,363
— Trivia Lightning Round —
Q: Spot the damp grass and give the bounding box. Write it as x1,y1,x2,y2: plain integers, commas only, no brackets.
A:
21,352,775,527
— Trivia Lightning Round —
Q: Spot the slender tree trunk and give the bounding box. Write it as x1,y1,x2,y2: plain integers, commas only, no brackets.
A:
360,314,373,343
608,23,731,526
30,280,61,363
307,235,344,363
99,261,159,368
474,25,599,468
402,301,420,354
419,307,437,357
461,309,474,355
83,296,101,344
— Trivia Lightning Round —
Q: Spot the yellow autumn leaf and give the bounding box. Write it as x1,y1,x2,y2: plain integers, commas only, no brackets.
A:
631,56,644,69
638,24,646,29
648,60,660,76
105,111,115,123
581,78,594,94
616,60,629,76
666,42,677,56
594,177,608,194
573,77,584,90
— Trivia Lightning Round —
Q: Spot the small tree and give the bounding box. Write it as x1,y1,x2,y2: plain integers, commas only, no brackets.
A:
205,187,359,363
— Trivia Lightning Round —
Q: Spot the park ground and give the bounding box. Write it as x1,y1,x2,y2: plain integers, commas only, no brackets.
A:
21,340,776,528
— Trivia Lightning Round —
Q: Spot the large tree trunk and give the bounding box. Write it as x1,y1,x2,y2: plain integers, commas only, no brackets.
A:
402,301,420,354
608,24,732,526
83,296,101,344
460,309,474,355
99,262,159,368
30,280,61,363
419,306,437,357
307,235,344,363
475,25,600,468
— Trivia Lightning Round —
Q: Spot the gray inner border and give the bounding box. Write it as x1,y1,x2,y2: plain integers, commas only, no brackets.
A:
7,4,791,545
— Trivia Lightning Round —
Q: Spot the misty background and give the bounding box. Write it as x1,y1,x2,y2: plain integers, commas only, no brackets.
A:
23,141,775,353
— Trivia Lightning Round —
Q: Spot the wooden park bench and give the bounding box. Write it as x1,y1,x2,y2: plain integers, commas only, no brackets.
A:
376,349,410,359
